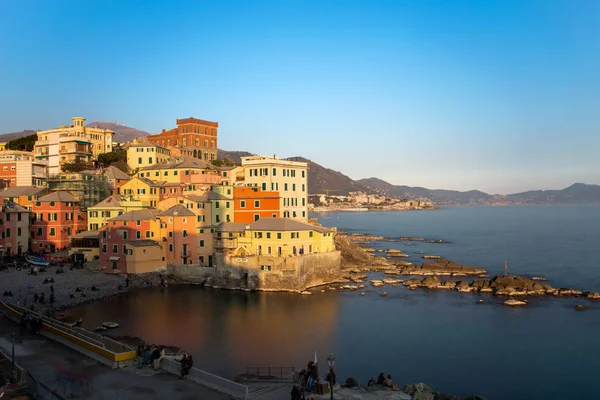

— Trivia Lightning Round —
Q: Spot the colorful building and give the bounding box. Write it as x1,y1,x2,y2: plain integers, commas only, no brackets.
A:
98,209,161,272
231,187,280,223
34,117,114,175
0,200,30,255
124,240,164,274
135,156,218,184
156,205,198,265
103,166,131,195
147,117,218,161
31,191,87,251
215,218,336,258
126,140,171,171
0,151,47,187
0,186,50,211
241,156,308,221
69,231,100,262
87,195,149,231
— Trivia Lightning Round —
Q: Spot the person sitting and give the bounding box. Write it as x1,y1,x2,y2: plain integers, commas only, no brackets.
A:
385,375,393,387
50,277,55,283
180,354,193,378
91,285,98,292
377,373,385,385
75,287,81,293
368,377,376,386
43,278,49,284
326,368,336,385
2,291,7,297
69,293,75,299
291,385,302,400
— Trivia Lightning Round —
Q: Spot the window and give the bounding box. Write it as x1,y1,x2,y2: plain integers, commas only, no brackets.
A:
254,200,260,208
262,182,266,191
272,213,277,218
302,211,306,218
136,220,141,226
302,170,305,178
17,227,21,236
149,157,153,164
215,201,220,209
5,214,9,222
37,227,43,236
168,231,173,238
199,229,204,234
145,231,151,238
302,198,306,206
292,184,296,191
254,214,260,221
260,265,271,271
17,213,21,222
102,231,107,239
266,232,271,239
183,230,188,237
169,244,173,252
113,244,118,253
284,183,288,191
136,230,141,239
123,231,128,240
174,170,178,176
138,157,142,164
123,245,127,254
309,231,313,237
277,233,282,239
272,168,276,176
5,229,10,238
216,215,220,223
102,244,107,253
199,240,205,247
302,184,305,192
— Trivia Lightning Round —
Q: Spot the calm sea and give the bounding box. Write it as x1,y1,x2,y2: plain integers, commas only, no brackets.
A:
67,206,600,400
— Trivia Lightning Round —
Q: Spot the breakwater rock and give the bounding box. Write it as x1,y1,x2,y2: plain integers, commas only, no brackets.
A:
388,259,487,277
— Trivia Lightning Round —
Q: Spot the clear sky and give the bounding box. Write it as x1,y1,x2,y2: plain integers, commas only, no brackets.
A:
1,0,599,194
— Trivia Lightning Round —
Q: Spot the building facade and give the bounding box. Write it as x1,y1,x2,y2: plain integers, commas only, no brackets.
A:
241,156,308,221
34,117,114,175
232,187,280,223
0,151,47,187
126,140,171,171
87,195,149,231
0,200,30,255
147,117,218,161
0,187,50,211
31,191,87,251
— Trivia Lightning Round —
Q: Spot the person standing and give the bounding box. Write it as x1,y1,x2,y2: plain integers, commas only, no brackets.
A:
136,344,144,369
153,346,165,370
125,277,130,288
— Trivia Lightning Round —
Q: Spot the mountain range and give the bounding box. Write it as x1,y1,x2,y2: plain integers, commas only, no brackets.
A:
1,122,598,205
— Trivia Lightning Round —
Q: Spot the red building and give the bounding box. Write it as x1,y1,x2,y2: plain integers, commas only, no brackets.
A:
98,209,161,272
147,117,218,161
31,191,87,252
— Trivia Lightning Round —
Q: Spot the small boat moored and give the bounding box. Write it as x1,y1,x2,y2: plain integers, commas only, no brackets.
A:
25,255,50,267
102,321,119,329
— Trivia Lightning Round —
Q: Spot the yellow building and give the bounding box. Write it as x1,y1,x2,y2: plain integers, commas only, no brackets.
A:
124,240,165,274
126,140,171,171
0,143,7,152
34,117,114,175
69,231,100,262
119,177,161,207
216,218,336,258
135,156,217,184
87,194,149,231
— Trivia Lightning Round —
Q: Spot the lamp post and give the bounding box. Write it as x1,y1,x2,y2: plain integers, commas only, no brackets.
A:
327,353,335,400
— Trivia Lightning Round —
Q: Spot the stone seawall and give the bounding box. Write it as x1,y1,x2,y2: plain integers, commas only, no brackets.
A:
167,251,343,293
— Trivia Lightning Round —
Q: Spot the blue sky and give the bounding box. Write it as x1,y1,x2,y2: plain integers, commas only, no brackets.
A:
1,0,599,194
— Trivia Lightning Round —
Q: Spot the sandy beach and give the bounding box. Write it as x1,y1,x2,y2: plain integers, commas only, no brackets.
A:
0,264,164,315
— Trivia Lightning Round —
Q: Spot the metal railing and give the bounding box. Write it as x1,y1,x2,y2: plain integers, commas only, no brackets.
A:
244,366,295,381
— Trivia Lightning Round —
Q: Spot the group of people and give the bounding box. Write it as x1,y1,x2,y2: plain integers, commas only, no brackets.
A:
55,267,66,274
42,277,55,284
2,291,14,297
367,373,395,389
20,312,42,334
136,344,166,370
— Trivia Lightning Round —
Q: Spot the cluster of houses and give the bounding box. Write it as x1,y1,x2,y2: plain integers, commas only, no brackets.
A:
0,117,339,278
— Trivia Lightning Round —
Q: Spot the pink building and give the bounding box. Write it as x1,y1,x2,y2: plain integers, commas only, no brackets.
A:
156,205,198,265
0,200,30,255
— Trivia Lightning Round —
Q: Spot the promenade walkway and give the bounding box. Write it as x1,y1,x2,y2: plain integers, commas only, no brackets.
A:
0,315,231,400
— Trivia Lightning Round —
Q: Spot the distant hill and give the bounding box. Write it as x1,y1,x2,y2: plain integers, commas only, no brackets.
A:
499,183,600,205
86,122,150,143
0,130,37,142
287,157,371,195
359,177,491,204
217,150,254,164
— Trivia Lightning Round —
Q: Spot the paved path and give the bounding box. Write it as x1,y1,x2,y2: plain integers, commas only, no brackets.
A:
0,315,231,400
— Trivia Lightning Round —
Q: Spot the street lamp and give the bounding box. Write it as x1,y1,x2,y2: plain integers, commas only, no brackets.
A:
327,353,336,400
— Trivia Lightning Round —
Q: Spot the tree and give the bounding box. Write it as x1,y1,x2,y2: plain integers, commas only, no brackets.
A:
97,150,127,167
7,134,37,151
61,160,93,173
110,160,130,173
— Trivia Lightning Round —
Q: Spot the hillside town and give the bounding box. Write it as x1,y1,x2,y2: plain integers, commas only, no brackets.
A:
0,117,340,287
309,191,437,211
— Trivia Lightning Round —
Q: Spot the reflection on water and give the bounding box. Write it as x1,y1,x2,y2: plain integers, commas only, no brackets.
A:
69,286,340,376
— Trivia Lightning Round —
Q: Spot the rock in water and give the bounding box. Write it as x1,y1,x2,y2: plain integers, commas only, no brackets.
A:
403,383,434,395
575,304,589,311
504,299,527,306
476,299,485,304
346,377,360,388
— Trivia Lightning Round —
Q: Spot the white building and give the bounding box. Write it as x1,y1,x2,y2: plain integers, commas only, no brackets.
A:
0,151,47,187
241,156,308,221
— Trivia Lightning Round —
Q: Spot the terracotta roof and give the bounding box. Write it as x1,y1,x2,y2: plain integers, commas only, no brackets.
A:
156,204,196,217
0,186,48,198
129,140,168,150
139,156,215,171
127,240,160,247
37,191,78,203
216,222,248,233
109,209,160,221
248,218,333,233
2,200,29,213
105,166,131,181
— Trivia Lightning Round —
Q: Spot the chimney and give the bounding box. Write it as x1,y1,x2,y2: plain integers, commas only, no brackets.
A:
162,129,166,133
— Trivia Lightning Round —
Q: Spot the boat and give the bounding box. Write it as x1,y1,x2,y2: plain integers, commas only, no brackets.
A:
94,326,107,332
102,321,119,329
61,317,83,327
25,256,50,267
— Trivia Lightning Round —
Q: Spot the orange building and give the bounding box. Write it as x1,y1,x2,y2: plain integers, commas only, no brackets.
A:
233,187,280,223
147,117,218,161
0,186,50,211
31,191,87,251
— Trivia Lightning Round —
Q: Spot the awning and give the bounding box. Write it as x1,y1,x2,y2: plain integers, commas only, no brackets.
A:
109,256,120,261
